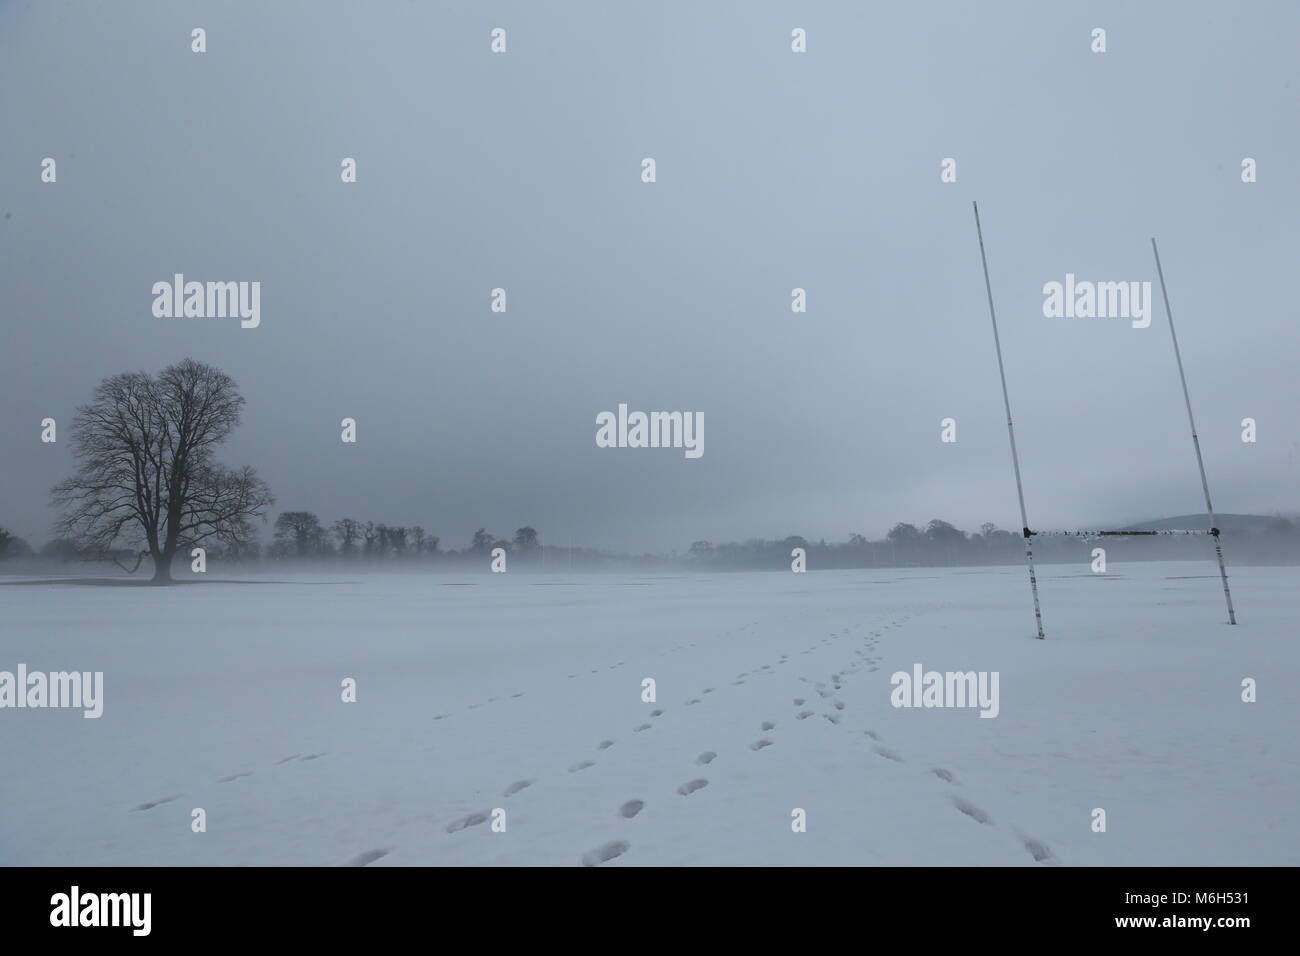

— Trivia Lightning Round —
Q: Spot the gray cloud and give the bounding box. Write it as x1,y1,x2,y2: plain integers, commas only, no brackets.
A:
2,0,1297,553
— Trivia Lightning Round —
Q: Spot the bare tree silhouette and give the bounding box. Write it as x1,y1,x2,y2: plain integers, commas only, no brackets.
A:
51,358,273,583
333,517,363,557
273,511,327,557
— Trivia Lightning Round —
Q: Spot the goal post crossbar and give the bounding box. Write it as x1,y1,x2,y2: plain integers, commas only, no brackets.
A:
1029,529,1217,538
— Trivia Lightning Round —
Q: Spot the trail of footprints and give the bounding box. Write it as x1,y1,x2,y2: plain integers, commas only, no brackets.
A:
150,610,1053,866
132,751,333,813
578,685,795,863
137,681,794,868
434,608,1056,867
133,624,761,863
585,711,783,864
344,636,730,860
426,615,895,865
797,613,1057,865
433,658,802,865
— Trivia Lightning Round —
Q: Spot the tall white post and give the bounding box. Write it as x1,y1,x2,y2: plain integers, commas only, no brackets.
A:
973,202,1045,639
1151,238,1237,625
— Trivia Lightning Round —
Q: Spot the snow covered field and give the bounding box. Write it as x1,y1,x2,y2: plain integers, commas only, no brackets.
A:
2,561,1296,867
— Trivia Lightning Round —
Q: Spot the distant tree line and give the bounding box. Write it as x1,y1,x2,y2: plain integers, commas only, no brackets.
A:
6,514,1300,572
686,520,1026,569
258,511,542,563
683,518,1300,569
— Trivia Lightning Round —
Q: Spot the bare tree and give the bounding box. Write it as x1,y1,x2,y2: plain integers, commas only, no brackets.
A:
333,517,363,557
0,526,34,560
274,511,327,557
374,523,392,559
51,358,273,583
387,525,408,559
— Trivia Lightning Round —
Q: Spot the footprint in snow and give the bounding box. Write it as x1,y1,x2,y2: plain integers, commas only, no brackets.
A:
446,812,490,833
1021,836,1057,864
931,767,956,783
761,720,775,731
132,795,179,812
685,698,701,705
952,797,993,825
633,723,651,732
568,760,596,773
619,800,645,819
750,739,774,751
677,778,709,796
503,779,534,797
346,848,390,867
217,772,252,783
796,710,814,720
872,744,904,762
650,708,664,717
793,698,805,706
597,740,615,750
582,840,630,867
695,752,717,765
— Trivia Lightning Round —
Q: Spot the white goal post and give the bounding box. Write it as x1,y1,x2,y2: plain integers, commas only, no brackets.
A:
971,202,1237,639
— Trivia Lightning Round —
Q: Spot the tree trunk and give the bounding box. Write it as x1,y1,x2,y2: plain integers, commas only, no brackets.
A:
151,550,173,584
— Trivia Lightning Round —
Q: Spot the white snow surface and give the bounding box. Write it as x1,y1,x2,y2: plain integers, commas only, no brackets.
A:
2,561,1296,866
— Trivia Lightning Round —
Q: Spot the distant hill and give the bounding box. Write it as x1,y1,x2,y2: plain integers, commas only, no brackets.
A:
1119,513,1295,532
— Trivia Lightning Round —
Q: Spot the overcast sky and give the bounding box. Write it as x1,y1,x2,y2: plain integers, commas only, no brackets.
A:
2,1,1297,553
